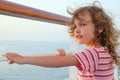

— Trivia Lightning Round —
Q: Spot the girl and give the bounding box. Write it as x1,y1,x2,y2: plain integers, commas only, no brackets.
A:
4,2,120,80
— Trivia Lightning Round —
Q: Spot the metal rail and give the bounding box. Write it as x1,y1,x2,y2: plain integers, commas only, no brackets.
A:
0,0,71,25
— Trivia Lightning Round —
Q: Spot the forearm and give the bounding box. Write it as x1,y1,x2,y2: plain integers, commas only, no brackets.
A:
23,55,67,67
23,49,67,67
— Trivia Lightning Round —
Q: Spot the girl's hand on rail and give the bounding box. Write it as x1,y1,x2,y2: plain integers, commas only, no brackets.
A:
3,52,24,64
56,49,66,56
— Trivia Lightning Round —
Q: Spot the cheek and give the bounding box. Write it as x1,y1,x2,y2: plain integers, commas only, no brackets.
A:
84,30,95,40
89,34,95,40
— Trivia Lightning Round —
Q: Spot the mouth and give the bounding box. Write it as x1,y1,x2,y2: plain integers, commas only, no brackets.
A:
75,35,83,39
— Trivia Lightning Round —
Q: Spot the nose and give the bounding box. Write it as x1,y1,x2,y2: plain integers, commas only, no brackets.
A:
74,26,80,33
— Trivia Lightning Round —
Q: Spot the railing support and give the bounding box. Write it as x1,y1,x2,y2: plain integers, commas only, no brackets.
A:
65,38,78,80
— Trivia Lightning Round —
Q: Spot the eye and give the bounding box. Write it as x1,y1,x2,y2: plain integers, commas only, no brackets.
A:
80,23,86,26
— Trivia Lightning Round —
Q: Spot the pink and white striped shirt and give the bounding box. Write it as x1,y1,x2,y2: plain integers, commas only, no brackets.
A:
73,47,114,80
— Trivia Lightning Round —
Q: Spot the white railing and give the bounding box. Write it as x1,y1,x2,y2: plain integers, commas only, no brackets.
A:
65,38,78,80
114,65,119,80
118,64,120,80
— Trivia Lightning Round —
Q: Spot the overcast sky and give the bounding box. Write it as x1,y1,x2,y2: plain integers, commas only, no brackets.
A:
0,0,120,41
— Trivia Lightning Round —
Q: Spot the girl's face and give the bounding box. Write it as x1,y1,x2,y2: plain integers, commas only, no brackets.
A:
73,13,95,48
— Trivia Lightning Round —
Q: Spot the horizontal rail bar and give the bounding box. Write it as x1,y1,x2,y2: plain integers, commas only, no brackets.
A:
0,0,71,25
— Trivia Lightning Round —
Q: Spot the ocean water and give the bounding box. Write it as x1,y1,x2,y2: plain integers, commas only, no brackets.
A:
0,40,71,80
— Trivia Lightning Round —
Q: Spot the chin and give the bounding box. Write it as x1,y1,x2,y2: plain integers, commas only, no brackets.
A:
77,41,84,45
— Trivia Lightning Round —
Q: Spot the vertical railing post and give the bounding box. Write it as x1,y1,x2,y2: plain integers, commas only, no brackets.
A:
65,38,78,80
114,65,118,79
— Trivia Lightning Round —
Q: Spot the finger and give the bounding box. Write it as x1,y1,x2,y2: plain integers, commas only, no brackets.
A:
8,60,14,64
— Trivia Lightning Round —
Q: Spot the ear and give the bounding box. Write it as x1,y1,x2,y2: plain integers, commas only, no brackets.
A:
98,29,103,33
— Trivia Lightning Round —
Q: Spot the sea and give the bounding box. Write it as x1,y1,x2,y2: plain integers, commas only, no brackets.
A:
0,40,120,80
0,40,71,80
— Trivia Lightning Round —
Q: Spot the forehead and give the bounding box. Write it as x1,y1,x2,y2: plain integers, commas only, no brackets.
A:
74,12,92,24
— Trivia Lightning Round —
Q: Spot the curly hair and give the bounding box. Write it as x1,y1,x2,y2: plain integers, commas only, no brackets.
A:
68,2,120,66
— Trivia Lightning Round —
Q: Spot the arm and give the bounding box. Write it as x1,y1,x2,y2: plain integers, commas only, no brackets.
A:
4,50,79,68
23,54,78,67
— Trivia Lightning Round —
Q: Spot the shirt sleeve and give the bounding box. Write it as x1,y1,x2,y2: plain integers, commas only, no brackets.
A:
73,48,99,73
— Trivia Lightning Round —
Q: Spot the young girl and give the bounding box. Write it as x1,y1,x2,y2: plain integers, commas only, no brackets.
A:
3,1,120,80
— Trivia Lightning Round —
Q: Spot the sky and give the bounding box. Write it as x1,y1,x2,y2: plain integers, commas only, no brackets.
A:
0,0,120,42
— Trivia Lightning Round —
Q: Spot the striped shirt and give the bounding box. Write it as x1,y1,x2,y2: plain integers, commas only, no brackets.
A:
73,47,114,80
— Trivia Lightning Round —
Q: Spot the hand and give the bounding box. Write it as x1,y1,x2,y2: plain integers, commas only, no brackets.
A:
3,52,24,64
56,49,66,56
